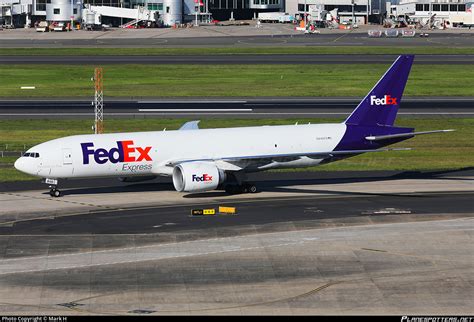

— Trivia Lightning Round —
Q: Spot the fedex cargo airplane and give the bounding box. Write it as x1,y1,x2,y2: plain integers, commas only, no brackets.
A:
14,55,452,197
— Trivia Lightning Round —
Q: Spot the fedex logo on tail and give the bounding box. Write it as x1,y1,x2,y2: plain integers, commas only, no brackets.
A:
81,140,152,165
370,95,397,106
192,174,213,182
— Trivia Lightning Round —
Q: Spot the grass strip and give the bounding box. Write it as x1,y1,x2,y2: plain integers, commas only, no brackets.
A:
1,64,473,97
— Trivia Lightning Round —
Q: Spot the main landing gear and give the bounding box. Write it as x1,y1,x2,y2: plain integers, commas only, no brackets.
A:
224,183,258,194
224,172,259,195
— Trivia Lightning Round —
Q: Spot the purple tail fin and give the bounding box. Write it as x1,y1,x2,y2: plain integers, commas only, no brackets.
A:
344,55,414,127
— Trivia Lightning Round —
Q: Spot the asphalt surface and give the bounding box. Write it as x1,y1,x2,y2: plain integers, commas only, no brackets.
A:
1,190,471,235
1,168,472,236
1,168,472,314
1,215,472,315
1,32,473,47
1,216,472,315
2,54,474,65
1,97,473,119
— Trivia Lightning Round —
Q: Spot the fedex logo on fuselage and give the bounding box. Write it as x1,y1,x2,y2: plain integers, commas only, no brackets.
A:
192,174,213,182
370,95,397,106
81,140,152,165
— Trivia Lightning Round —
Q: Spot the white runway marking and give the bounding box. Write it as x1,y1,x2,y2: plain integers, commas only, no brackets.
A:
138,109,253,112
138,100,247,104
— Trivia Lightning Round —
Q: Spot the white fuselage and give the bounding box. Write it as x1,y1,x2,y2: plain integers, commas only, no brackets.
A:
15,123,347,180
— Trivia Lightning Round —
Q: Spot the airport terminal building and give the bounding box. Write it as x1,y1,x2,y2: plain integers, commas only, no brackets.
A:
0,0,472,25
0,0,284,24
286,0,378,24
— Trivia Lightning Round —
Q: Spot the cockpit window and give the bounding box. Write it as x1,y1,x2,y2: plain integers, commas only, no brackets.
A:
23,152,39,158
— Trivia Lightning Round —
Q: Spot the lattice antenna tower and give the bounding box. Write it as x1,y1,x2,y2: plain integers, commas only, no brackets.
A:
93,67,104,134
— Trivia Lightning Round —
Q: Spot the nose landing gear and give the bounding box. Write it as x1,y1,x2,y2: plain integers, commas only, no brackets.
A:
49,188,61,198
43,178,61,198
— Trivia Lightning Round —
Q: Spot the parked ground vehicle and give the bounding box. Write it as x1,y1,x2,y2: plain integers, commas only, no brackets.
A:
53,22,66,31
35,21,48,32
258,12,294,23
278,13,295,23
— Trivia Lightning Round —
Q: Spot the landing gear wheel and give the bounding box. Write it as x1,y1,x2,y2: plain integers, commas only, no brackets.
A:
243,183,258,193
50,189,61,197
248,184,258,194
225,183,258,194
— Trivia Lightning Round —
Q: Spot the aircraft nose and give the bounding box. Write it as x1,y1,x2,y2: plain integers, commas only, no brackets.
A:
14,157,25,172
14,157,32,175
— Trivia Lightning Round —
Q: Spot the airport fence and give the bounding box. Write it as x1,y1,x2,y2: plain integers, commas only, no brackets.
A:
0,144,31,157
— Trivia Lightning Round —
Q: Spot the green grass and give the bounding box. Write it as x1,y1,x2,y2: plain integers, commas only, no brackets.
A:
1,46,474,56
1,64,473,97
1,118,473,182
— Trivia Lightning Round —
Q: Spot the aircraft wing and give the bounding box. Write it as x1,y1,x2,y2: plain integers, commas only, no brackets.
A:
165,148,411,170
365,129,454,141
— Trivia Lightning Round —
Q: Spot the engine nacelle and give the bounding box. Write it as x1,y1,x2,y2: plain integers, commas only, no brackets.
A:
172,162,225,192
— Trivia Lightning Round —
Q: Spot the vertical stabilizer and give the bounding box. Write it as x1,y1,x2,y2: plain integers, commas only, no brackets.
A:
344,55,414,127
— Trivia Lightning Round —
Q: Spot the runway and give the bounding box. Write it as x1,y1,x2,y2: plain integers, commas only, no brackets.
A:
1,97,473,119
1,31,473,48
0,169,473,314
2,54,474,65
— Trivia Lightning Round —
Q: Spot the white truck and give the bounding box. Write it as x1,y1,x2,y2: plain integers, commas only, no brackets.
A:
258,12,294,23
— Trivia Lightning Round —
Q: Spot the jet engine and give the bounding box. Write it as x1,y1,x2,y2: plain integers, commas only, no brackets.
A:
172,162,226,192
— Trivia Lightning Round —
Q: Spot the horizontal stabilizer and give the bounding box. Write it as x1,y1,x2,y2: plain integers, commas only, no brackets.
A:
179,120,200,131
365,129,454,141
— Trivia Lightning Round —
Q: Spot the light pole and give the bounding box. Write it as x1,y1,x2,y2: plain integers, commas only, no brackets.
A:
304,0,307,28
366,0,369,25
351,0,354,27
195,2,198,26
379,0,382,24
